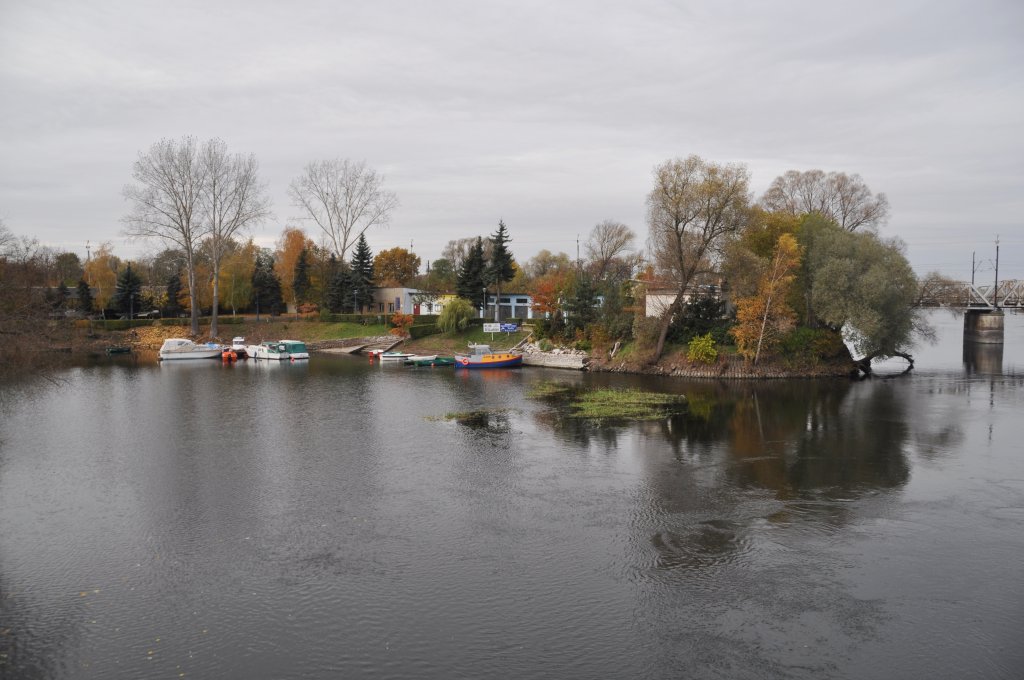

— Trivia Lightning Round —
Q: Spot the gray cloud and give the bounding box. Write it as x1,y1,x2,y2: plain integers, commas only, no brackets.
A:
1,0,1021,276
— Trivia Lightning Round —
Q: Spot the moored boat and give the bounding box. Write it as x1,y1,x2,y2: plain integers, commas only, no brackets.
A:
408,356,456,367
280,340,309,360
230,337,249,358
159,338,223,361
376,351,415,361
247,341,290,360
453,344,523,369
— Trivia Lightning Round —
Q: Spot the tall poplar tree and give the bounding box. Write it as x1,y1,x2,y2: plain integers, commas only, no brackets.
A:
486,220,515,321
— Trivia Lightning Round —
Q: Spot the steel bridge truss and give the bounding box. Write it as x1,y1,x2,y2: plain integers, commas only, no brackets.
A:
917,279,1023,309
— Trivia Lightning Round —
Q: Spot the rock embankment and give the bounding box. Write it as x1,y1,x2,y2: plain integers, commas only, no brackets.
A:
520,342,589,370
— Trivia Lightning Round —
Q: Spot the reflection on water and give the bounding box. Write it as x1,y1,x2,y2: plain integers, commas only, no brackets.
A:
1,311,1023,679
963,340,1003,375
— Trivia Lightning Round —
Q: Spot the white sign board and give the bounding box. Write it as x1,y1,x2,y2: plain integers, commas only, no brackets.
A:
482,323,501,333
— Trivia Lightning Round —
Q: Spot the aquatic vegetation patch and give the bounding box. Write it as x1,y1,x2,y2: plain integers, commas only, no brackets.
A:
527,381,575,400
570,389,687,421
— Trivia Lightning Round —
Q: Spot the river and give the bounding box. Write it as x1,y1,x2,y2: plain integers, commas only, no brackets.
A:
1,310,1022,679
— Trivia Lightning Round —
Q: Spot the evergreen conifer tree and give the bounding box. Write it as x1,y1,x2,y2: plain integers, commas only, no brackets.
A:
164,271,183,318
251,250,285,316
350,234,375,313
112,263,144,318
55,281,70,311
76,279,94,315
293,249,311,306
325,267,353,313
456,237,487,312
486,220,515,321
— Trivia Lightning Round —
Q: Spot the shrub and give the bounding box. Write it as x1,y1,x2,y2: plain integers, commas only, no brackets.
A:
408,324,440,339
687,333,718,364
390,312,414,336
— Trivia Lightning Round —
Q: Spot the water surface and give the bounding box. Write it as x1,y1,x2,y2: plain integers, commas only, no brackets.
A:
1,311,1022,679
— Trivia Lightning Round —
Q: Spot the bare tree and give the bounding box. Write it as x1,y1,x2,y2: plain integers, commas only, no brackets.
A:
288,159,398,260
200,139,272,337
123,136,208,335
647,155,751,360
584,219,636,281
760,169,889,231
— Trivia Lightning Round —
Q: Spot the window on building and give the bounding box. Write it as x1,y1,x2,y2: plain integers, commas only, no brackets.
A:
388,303,394,313
516,298,528,304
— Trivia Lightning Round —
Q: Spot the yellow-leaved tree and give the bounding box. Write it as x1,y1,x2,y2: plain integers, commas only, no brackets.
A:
731,233,801,364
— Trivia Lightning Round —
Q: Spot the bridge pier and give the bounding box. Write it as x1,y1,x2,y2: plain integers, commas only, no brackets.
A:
963,308,1004,344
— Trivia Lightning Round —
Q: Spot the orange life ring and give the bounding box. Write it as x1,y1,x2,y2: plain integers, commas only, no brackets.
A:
460,357,469,366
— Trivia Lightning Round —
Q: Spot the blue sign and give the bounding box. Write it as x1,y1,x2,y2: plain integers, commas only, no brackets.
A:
500,323,519,333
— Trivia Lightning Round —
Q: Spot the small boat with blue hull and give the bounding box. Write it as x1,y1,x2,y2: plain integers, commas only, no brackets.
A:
454,344,523,369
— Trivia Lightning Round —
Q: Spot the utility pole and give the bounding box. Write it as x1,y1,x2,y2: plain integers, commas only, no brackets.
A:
971,251,975,286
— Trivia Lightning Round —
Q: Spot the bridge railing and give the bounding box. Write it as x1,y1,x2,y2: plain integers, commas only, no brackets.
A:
916,279,1022,309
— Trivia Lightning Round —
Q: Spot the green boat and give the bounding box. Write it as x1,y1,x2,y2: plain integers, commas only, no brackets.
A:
407,356,456,367
105,346,132,355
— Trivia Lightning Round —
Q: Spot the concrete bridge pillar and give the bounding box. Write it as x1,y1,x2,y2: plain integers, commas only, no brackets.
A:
963,309,1004,344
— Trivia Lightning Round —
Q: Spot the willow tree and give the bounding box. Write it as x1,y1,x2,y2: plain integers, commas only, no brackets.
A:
646,155,751,361
807,223,928,372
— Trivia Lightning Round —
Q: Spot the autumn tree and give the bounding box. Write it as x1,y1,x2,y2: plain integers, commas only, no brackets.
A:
274,227,316,308
219,240,257,315
288,159,398,260
647,155,751,360
731,234,802,364
123,136,207,334
529,271,570,319
373,247,421,287
761,169,889,232
200,138,272,336
83,242,119,313
486,221,515,322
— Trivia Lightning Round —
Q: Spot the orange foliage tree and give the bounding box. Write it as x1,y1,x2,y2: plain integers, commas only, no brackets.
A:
274,227,316,307
389,312,414,336
731,233,801,364
374,247,421,287
83,243,119,311
529,271,569,317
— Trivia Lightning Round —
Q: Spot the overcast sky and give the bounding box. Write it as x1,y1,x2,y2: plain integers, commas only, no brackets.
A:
1,0,1021,279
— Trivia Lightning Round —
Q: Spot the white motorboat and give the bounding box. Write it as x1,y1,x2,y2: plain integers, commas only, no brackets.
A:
159,338,223,361
247,341,290,360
